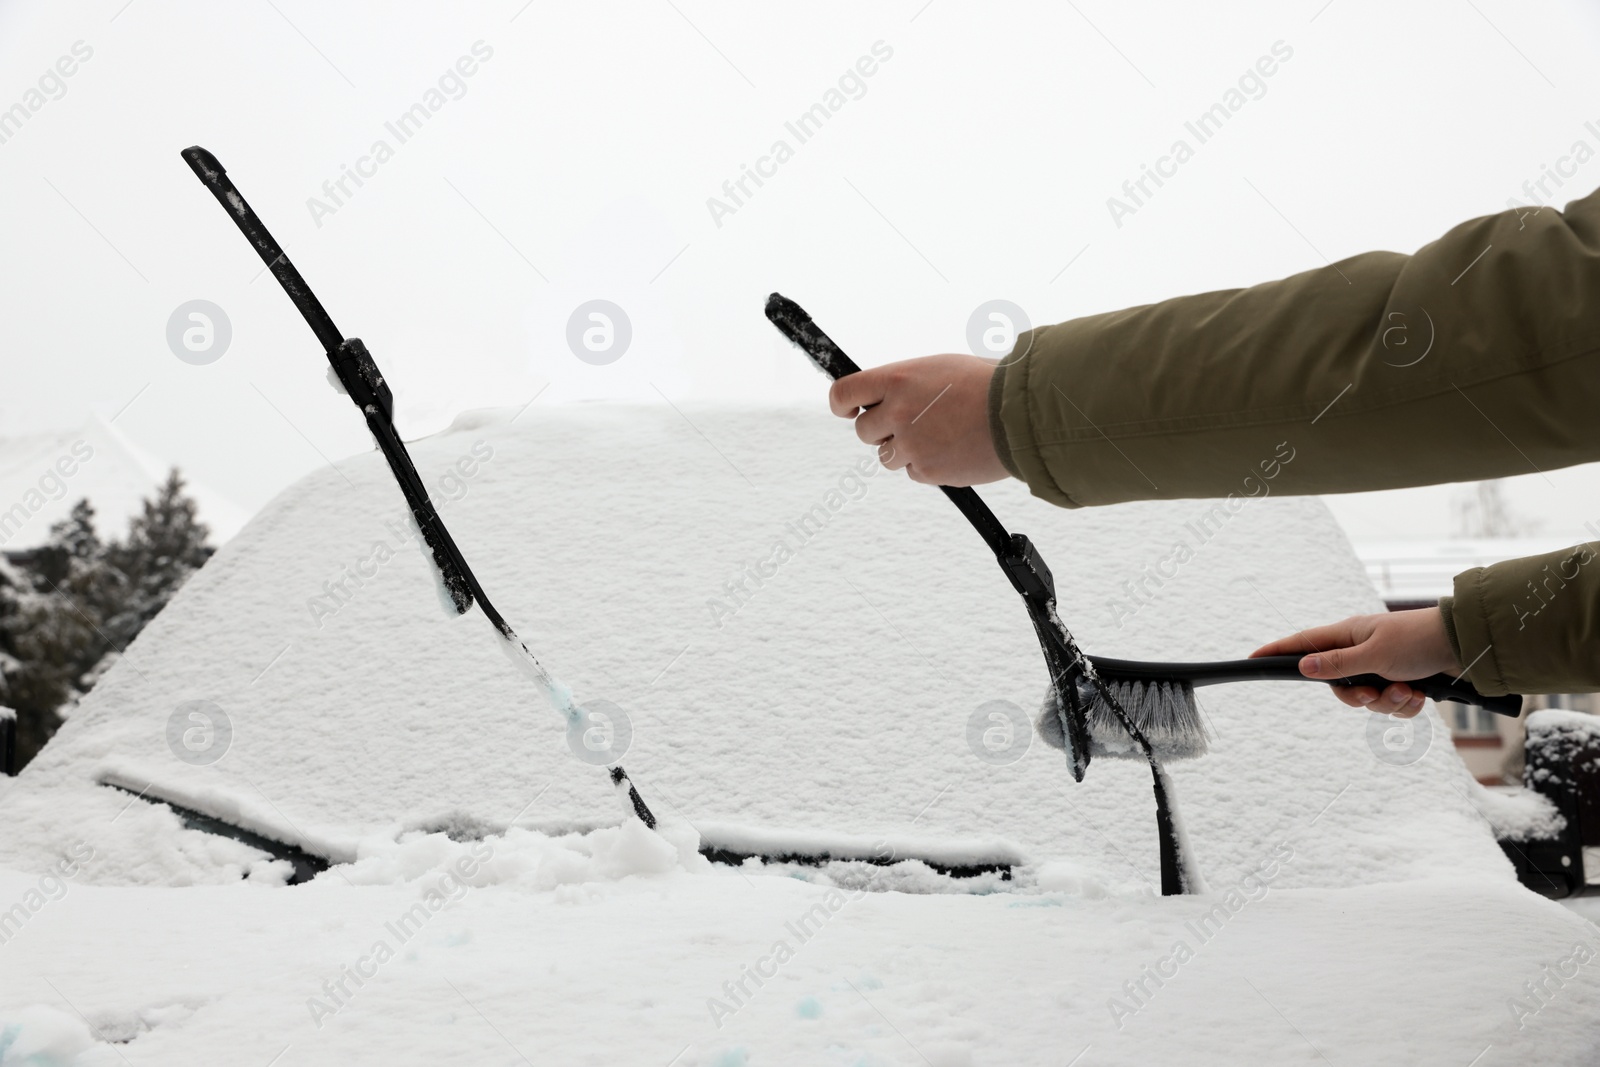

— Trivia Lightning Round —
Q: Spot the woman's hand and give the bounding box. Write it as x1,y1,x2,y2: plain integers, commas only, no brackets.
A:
1249,607,1463,717
829,355,1009,486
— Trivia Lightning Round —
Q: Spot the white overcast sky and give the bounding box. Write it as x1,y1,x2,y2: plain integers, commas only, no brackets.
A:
1,0,1597,543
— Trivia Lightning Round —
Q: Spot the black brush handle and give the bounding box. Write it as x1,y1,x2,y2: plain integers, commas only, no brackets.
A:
1091,654,1523,716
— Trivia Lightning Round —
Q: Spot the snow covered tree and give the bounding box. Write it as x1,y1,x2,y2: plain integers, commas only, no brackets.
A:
103,469,211,650
0,471,211,770
0,555,23,720
0,560,16,775
1,501,112,765
28,501,98,580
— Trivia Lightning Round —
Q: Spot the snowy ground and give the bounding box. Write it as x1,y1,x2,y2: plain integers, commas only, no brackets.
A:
2,407,1598,1064
2,863,1598,1066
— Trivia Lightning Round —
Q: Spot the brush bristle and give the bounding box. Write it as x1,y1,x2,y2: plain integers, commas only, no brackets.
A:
1088,679,1208,761
1036,679,1208,762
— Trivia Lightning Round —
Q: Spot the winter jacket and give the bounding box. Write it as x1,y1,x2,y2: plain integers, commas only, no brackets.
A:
989,185,1600,697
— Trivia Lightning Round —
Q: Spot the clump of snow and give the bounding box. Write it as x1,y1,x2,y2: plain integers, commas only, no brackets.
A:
696,823,1025,871
1469,783,1566,842
1529,708,1600,736
0,782,293,888
1526,708,1600,796
333,819,709,892
493,630,577,723
0,1005,94,1065
748,857,1014,896
1032,859,1112,898
80,999,205,1045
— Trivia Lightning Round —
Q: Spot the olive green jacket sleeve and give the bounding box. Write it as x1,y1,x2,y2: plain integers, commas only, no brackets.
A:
989,186,1600,695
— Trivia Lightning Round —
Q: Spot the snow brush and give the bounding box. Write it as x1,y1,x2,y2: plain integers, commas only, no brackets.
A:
765,293,1201,894
181,146,657,830
1064,655,1522,762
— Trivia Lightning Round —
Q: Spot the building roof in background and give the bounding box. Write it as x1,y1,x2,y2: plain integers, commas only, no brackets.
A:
0,415,247,551
1354,537,1580,603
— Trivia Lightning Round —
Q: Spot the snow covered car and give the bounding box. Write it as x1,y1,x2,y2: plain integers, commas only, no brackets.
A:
2,410,1597,1064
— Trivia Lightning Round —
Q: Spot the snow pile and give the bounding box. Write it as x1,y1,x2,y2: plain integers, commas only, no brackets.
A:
0,867,1595,1065
748,857,1017,896
1471,784,1566,842
0,783,292,887
334,819,710,892
1526,709,1600,837
1528,707,1600,735
0,1005,94,1066
694,822,1025,871
1527,708,1600,773
2,407,1512,895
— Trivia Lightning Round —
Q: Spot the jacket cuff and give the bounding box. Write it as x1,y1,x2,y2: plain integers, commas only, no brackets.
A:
1447,567,1511,697
992,327,1082,508
1436,595,1462,662
988,354,1022,481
